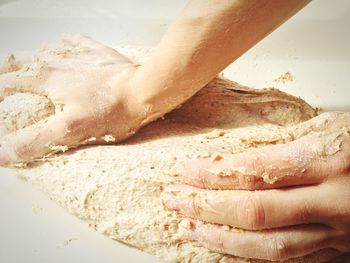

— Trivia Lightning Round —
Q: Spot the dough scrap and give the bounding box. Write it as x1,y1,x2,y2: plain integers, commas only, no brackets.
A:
1,47,340,262
0,92,54,137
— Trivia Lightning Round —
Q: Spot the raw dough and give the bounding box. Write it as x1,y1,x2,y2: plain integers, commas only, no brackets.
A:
1,47,340,262
0,92,54,137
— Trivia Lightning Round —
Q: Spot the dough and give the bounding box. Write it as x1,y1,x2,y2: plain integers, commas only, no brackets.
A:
0,92,55,137
1,47,340,262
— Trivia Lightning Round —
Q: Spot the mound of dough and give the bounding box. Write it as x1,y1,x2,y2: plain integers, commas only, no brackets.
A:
2,47,339,262
0,92,54,137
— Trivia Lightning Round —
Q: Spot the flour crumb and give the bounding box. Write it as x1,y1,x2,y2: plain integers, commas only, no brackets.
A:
102,134,116,142
32,204,43,214
273,71,295,84
13,162,28,168
51,45,88,56
204,168,233,177
261,172,279,184
57,238,78,249
47,144,69,152
214,169,234,177
205,129,226,139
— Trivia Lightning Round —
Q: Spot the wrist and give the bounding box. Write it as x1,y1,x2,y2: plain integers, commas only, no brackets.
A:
129,65,168,125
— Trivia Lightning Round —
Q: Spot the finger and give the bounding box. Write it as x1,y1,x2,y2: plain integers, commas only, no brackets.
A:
162,180,348,230
173,129,350,190
291,112,350,137
0,110,74,166
179,219,338,261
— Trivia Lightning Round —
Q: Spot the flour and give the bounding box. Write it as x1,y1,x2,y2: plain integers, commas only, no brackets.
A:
46,144,69,152
0,92,54,137
101,134,116,143
1,47,339,262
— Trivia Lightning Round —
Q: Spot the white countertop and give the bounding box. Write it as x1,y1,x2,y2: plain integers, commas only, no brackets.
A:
0,0,349,262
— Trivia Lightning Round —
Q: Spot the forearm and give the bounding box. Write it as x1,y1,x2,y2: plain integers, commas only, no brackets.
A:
132,0,311,123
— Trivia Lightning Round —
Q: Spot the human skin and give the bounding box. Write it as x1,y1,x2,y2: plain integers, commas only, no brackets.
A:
0,0,309,165
1,0,349,261
162,112,350,260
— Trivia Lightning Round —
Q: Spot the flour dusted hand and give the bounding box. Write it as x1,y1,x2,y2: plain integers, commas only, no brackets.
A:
162,112,350,261
0,35,151,165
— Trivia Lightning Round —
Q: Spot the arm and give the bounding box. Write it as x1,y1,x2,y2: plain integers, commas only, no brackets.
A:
0,0,310,165
132,0,311,124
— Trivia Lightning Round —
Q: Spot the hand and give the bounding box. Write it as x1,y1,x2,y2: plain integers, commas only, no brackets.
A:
0,35,150,165
162,112,350,261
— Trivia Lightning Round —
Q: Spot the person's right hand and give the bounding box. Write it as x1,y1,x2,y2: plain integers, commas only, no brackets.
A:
162,112,350,261
0,35,158,166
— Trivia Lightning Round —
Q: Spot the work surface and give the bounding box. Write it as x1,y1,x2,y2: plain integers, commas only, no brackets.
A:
0,0,350,262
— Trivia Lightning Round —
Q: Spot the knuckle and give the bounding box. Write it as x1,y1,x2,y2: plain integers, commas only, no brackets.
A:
268,237,290,261
241,157,266,190
241,193,266,230
190,195,203,218
294,200,311,223
175,188,201,217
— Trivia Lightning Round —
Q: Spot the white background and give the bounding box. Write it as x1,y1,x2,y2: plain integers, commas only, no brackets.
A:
0,0,349,262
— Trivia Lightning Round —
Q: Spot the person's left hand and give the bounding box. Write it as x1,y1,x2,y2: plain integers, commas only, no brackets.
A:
0,35,155,165
161,112,350,261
